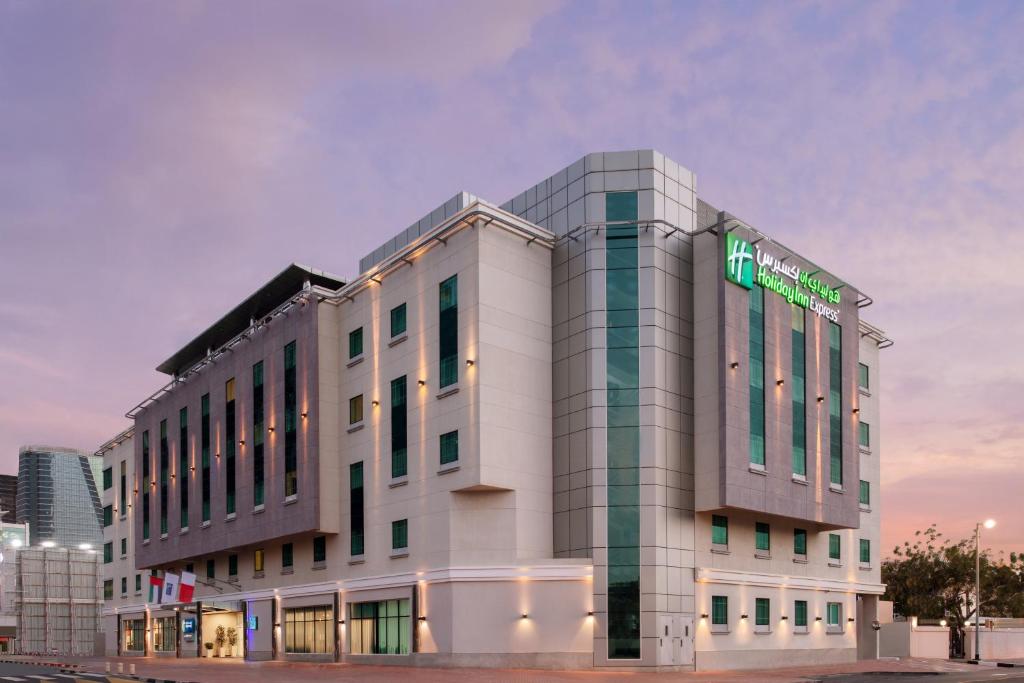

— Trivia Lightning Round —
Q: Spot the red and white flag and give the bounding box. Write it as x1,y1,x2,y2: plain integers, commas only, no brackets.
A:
148,575,164,603
178,571,196,603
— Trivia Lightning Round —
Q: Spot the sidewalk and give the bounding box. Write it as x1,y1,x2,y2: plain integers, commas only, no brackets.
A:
2,655,985,683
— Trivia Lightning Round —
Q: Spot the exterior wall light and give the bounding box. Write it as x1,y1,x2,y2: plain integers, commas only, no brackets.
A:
418,380,426,387
776,379,785,386
190,466,196,472
780,615,788,620
215,453,221,459
521,613,529,619
700,613,709,619
817,396,825,403
170,474,176,480
852,408,860,415
816,616,823,621
418,616,427,622
371,400,379,407
730,362,739,369
268,426,275,433
848,617,855,622
466,359,474,367
301,412,308,419
338,619,345,625
740,614,748,620
587,611,594,617
239,439,246,446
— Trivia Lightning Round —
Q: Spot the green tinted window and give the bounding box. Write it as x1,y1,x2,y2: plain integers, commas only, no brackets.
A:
858,362,869,389
792,305,806,476
755,598,770,626
712,515,728,545
350,463,364,556
794,528,807,555
756,522,770,551
829,533,841,560
439,276,458,388
349,394,363,425
103,505,113,527
390,303,407,338
860,538,871,564
392,519,408,550
313,536,326,564
103,467,113,490
440,430,458,465
827,602,841,625
829,322,843,485
391,377,407,478
282,543,293,568
794,600,808,627
750,286,765,466
349,327,363,359
859,421,870,448
859,480,870,506
711,595,728,625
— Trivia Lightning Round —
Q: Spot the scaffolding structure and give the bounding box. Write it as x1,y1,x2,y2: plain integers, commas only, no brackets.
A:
2,547,103,655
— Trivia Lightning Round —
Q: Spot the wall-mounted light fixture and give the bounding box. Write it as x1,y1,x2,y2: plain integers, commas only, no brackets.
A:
815,616,823,621
418,616,427,622
190,466,196,473
371,400,379,407
740,614,748,620
215,453,221,459
730,361,739,369
301,412,308,419
239,439,246,446
418,380,426,387
817,396,825,403
700,613,709,619
776,379,785,386
781,615,788,621
852,408,860,415
587,611,594,617
338,619,345,625
151,482,157,488
521,613,529,619
466,359,475,367
268,426,275,433
848,617,855,623
170,474,176,480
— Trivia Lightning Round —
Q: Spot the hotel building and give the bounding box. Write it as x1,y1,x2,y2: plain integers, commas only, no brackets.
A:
101,149,890,670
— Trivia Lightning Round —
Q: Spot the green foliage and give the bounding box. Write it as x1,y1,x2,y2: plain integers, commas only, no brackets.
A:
882,525,1024,625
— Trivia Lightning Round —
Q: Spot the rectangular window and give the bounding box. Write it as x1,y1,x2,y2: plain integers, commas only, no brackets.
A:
120,460,127,515
350,462,364,556
159,420,168,535
153,616,176,652
284,606,333,654
284,340,298,498
103,467,112,490
313,535,326,564
349,327,363,359
392,519,408,551
135,574,141,592
123,619,145,651
282,543,294,568
859,480,870,506
749,285,766,467
179,406,189,529
827,602,842,627
350,599,410,655
859,422,870,448
206,558,215,579
755,598,770,626
253,361,265,507
349,394,363,425
792,305,806,476
103,580,113,600
225,378,236,516
121,537,127,556
605,190,640,660
391,376,407,478
103,542,113,564
439,430,458,466
103,505,113,527
860,538,871,564
755,522,770,552
254,548,264,573
711,595,728,625
390,303,407,338
794,600,808,627
439,275,459,388
829,533,841,561
794,528,807,556
185,563,194,574
858,362,869,390
711,515,729,546
142,430,150,540
121,577,127,595
229,554,238,577
829,322,843,486
201,393,211,522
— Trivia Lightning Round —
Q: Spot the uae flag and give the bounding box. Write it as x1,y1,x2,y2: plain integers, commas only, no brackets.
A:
178,571,197,603
162,572,180,603
148,575,164,603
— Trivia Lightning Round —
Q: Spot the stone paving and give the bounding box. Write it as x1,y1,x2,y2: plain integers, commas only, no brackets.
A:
3,656,984,683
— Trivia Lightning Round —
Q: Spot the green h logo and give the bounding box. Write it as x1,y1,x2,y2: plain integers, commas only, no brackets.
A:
725,233,754,289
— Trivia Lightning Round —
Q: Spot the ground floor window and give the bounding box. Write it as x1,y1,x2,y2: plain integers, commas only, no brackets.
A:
827,601,844,632
284,605,332,654
123,619,145,652
153,616,176,652
350,599,410,655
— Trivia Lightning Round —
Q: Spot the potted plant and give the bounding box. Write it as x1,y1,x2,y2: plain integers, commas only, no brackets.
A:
226,626,238,657
214,625,226,657
204,642,213,658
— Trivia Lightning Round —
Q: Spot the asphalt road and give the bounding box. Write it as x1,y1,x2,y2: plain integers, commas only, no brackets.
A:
0,662,116,682
818,670,1024,683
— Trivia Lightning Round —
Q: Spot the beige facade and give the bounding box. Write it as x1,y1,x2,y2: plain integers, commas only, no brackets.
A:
100,149,890,671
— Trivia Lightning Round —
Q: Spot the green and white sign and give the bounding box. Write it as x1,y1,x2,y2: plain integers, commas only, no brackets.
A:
724,234,842,321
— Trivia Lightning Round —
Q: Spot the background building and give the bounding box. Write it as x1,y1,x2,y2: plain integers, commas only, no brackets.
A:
0,475,17,523
17,446,103,549
105,149,890,671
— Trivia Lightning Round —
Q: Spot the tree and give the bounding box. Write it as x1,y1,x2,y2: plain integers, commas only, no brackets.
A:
883,525,1024,627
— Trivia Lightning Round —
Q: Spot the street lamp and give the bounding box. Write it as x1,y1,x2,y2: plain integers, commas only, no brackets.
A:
974,518,996,661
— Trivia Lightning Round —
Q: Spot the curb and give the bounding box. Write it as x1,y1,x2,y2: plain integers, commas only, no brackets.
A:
997,662,1023,668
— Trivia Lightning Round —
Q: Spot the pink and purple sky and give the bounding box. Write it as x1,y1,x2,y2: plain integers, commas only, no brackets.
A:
1,1,1021,557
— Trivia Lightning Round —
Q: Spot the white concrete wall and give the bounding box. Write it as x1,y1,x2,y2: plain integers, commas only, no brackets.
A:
965,628,1024,660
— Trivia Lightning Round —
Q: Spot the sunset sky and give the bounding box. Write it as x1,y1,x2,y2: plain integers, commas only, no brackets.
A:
1,1,1021,558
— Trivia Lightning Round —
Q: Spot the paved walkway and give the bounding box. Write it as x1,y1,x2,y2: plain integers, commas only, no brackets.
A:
1,656,985,683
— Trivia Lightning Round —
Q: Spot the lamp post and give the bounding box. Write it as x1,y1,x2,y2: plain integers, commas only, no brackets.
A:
974,518,996,661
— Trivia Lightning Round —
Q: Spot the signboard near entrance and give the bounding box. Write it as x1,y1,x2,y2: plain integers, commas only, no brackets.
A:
182,617,196,642
247,615,259,630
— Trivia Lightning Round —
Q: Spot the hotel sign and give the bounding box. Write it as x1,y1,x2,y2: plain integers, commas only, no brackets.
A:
725,233,841,321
